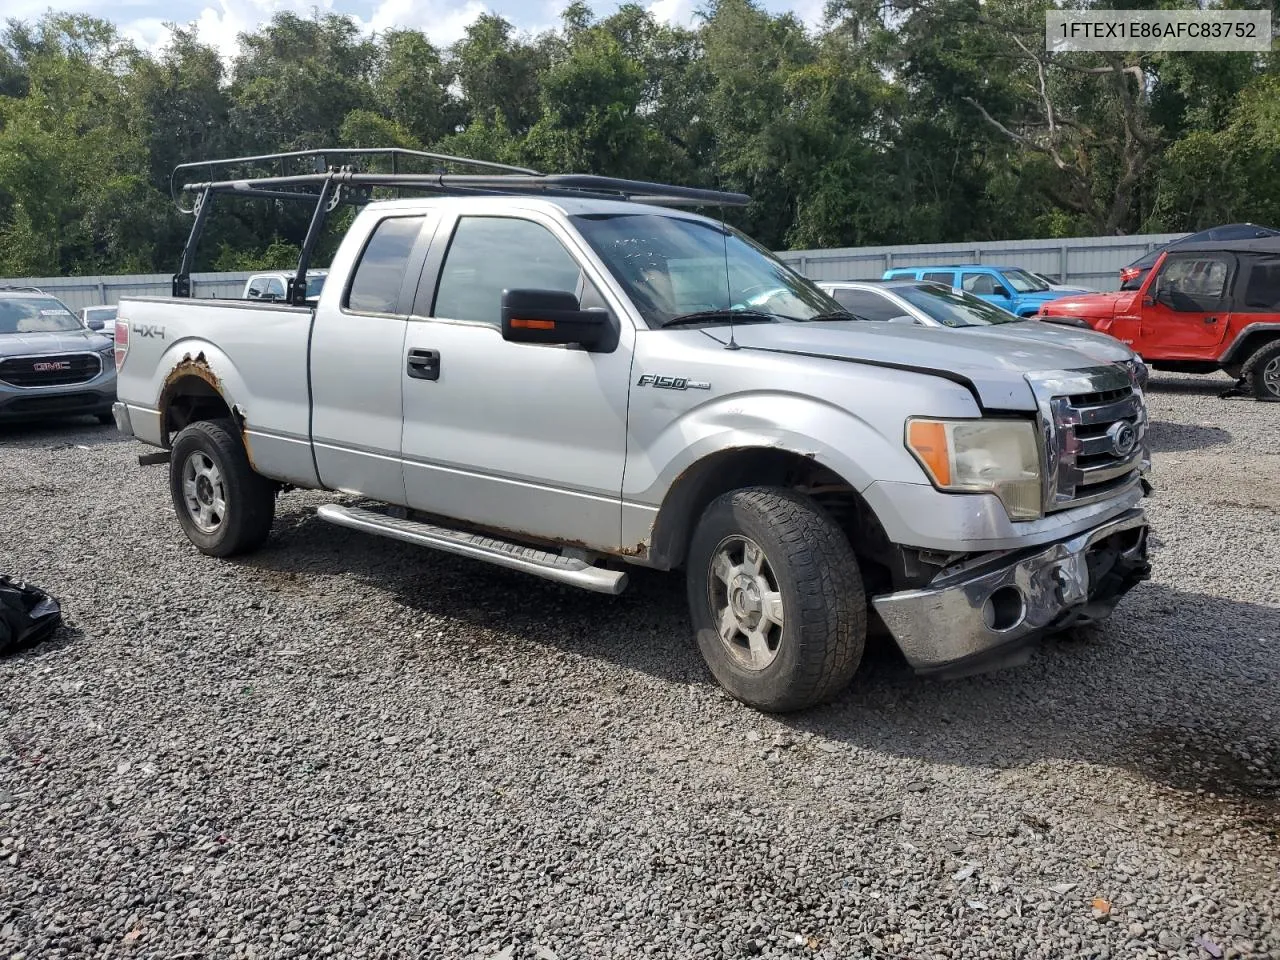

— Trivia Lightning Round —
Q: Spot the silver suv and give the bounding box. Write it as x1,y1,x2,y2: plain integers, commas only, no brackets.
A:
0,288,117,425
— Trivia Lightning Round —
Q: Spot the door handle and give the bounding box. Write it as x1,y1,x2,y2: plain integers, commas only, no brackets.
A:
406,348,440,381
1204,316,1218,324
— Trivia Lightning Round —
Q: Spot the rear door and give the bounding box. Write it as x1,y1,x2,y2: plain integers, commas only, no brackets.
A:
398,209,633,551
1140,252,1235,356
309,212,436,504
921,270,955,288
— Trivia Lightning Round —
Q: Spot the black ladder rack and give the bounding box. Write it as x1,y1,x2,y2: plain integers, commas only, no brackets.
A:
169,147,751,302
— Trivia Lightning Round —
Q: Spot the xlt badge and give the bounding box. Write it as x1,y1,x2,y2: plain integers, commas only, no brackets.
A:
637,374,711,391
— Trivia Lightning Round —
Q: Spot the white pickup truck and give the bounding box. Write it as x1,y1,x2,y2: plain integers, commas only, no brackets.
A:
112,150,1152,712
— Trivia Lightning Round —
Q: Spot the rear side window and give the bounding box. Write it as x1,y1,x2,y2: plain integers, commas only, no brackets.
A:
830,288,907,321
433,217,583,327
922,271,954,284
346,216,426,314
1242,259,1280,309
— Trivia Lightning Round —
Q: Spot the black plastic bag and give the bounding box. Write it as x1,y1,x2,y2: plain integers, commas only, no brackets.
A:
0,577,62,655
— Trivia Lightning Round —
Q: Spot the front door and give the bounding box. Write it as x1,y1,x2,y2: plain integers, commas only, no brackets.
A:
399,211,633,551
1139,252,1235,357
962,271,1015,313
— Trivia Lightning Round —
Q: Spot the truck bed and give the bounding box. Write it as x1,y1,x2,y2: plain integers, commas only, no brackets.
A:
114,296,320,486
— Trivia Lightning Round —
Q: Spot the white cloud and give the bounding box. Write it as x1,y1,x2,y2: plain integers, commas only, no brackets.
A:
187,0,336,62
356,0,488,44
121,16,173,53
646,0,698,27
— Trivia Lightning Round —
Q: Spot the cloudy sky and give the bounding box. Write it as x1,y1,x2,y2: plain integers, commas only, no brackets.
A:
10,0,826,60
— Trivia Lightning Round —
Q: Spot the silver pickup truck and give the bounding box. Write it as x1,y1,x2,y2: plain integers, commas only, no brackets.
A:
112,151,1152,712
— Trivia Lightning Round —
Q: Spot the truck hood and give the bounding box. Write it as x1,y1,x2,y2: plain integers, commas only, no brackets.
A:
1039,290,1133,322
703,321,1127,411
0,329,112,355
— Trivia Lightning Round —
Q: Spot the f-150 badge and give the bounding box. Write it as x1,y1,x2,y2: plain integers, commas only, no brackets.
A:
636,374,711,391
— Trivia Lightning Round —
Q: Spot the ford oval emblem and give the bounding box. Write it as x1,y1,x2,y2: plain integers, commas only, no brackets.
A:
1106,421,1138,458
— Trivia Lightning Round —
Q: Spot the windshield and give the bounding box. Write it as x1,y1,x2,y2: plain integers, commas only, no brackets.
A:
1002,268,1050,293
896,283,1025,327
571,213,842,326
0,297,84,334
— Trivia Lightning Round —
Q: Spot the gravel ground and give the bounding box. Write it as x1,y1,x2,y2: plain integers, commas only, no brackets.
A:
1,372,1277,960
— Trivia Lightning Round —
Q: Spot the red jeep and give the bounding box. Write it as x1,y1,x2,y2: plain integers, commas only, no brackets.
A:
1039,237,1280,400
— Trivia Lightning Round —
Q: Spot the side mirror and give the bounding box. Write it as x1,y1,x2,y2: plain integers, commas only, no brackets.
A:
993,285,1012,298
86,318,105,331
501,289,609,349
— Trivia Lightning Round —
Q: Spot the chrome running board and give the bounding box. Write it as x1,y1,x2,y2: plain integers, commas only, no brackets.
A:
316,504,628,595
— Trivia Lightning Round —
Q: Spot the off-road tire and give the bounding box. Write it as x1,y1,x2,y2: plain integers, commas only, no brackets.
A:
169,418,275,557
1241,340,1280,401
686,486,866,712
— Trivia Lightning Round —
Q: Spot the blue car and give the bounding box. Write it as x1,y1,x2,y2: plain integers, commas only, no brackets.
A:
881,265,1091,318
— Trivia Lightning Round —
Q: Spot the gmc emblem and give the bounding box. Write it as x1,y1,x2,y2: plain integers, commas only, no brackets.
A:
33,361,71,372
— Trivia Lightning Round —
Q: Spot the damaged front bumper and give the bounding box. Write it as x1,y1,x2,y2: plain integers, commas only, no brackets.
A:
872,508,1150,677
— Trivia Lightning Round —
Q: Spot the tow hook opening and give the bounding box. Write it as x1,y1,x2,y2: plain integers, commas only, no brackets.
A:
983,585,1026,632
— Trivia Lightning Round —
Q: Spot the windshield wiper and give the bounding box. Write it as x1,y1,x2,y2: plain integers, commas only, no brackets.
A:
659,309,779,329
804,310,863,322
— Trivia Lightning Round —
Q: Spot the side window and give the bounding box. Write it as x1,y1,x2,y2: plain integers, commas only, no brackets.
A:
346,216,426,315
264,278,286,300
1242,259,1280,309
922,271,954,285
433,217,584,327
831,288,907,321
246,283,264,299
962,272,997,295
1154,256,1231,307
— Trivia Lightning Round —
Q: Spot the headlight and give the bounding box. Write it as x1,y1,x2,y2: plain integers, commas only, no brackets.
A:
99,345,116,368
906,418,1043,521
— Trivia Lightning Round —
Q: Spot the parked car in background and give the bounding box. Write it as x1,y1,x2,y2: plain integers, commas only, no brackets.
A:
1031,272,1095,292
1042,236,1280,399
815,279,1146,378
80,305,118,338
243,270,328,302
1119,224,1280,290
0,287,117,424
882,265,1092,317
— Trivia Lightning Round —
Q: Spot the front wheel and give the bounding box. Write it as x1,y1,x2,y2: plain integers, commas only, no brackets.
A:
1241,341,1280,401
685,487,866,712
169,419,276,557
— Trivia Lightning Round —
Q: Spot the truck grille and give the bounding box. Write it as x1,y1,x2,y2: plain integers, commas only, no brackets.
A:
0,353,102,388
1032,367,1148,513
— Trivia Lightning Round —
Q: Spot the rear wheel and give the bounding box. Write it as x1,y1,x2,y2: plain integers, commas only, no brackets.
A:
1241,341,1280,401
96,412,115,426
685,487,865,712
169,418,275,556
